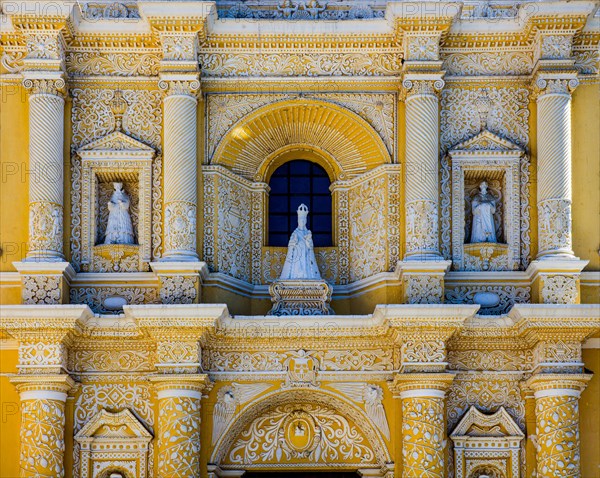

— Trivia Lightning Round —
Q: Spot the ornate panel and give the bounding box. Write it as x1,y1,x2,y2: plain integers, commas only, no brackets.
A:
445,285,531,315
71,88,163,268
224,403,376,466
70,286,159,314
66,52,159,77
200,52,402,78
442,51,533,76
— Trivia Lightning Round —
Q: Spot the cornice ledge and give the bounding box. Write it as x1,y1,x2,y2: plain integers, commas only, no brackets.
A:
125,303,228,334
0,304,94,340
509,303,600,342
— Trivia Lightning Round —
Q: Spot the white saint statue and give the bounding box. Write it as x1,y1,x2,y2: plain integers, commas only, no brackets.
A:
279,204,322,280
103,182,135,245
470,181,497,243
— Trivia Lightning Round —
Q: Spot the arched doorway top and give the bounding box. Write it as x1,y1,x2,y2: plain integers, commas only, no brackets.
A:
211,99,391,182
210,388,392,469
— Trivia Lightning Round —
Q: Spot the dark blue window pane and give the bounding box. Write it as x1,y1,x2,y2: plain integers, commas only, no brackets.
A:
268,160,332,247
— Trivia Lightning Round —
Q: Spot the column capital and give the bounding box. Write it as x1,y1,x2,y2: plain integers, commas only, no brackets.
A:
22,76,67,98
526,373,591,399
159,75,201,97
11,374,76,401
400,70,445,101
150,373,212,399
532,73,579,101
389,372,454,398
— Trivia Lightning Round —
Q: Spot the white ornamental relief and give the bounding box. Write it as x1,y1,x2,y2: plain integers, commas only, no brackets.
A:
445,285,530,315
164,202,196,254
162,35,196,61
70,286,159,314
212,383,272,444
540,35,573,60
327,383,390,439
404,275,443,305
541,275,578,305
71,88,163,267
22,275,62,304
538,199,572,253
441,87,529,151
448,349,533,372
573,49,600,75
406,35,439,61
29,202,63,255
66,52,159,77
406,200,438,255
401,340,446,364
1,50,25,73
72,350,153,372
200,52,402,77
25,32,62,59
19,342,67,370
227,403,375,465
442,51,533,76
349,175,387,281
159,276,198,304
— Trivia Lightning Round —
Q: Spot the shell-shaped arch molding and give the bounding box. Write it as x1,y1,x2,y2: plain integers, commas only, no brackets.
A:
210,388,392,469
211,99,392,181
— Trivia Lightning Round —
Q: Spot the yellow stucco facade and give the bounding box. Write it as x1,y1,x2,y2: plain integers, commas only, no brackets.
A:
1,1,599,477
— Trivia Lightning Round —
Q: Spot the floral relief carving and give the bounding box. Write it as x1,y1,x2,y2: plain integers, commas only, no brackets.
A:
200,52,402,77
442,51,533,76
71,88,163,268
445,285,530,315
226,403,375,465
159,276,198,304
25,32,62,59
162,35,196,61
19,342,67,372
540,34,573,60
157,396,201,477
349,175,387,281
541,275,578,305
1,50,25,73
406,200,439,256
164,202,196,254
22,275,62,304
538,199,572,254
404,275,443,304
29,202,63,255
406,35,439,61
573,49,600,75
448,349,533,372
73,350,153,372
66,52,159,76
402,340,446,365
20,399,67,477
70,286,159,314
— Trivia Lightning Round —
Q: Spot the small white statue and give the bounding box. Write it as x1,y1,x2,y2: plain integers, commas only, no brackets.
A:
103,182,135,245
279,204,322,280
470,181,497,243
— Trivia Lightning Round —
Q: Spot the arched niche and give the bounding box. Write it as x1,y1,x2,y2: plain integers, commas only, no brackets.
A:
209,388,392,473
211,99,391,182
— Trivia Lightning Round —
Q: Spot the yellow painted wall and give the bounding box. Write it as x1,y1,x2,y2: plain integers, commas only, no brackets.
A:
0,348,21,478
0,85,29,271
572,83,600,271
581,348,600,477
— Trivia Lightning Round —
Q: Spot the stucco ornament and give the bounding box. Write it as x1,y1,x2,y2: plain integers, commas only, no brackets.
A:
103,182,135,245
470,181,497,243
280,204,322,280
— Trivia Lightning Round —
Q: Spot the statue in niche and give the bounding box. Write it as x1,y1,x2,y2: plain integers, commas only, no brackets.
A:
470,181,497,243
279,204,322,280
103,182,135,245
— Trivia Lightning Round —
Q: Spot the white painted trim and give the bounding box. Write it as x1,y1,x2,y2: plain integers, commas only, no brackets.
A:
21,390,67,402
0,340,18,350
157,389,202,400
399,389,446,399
534,389,581,399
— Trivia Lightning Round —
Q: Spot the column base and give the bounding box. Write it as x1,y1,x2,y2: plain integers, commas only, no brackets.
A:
13,261,75,305
150,261,208,304
398,259,451,304
527,259,588,304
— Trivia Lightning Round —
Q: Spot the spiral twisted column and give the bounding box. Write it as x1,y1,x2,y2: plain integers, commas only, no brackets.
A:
536,77,579,259
391,373,454,478
160,79,201,261
11,375,75,478
23,78,66,261
403,78,445,260
151,375,210,478
527,374,591,478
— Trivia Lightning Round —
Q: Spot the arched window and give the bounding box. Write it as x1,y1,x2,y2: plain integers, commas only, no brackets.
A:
268,160,332,247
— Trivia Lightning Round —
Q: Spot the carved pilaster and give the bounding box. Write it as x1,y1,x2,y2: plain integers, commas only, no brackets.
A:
526,374,591,478
398,260,451,304
390,373,454,478
150,375,210,478
150,261,208,304
11,375,75,478
527,259,587,304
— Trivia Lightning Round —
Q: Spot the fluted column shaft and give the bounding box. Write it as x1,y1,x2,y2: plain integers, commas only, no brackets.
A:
161,81,200,261
403,80,444,259
152,375,207,478
24,79,66,261
11,376,74,478
528,374,590,478
536,78,578,259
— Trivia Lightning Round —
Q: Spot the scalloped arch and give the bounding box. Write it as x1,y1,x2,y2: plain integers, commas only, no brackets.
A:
210,388,392,467
211,99,392,181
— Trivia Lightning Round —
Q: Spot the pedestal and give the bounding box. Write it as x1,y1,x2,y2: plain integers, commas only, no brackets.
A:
14,261,75,305
268,280,334,316
150,261,208,304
